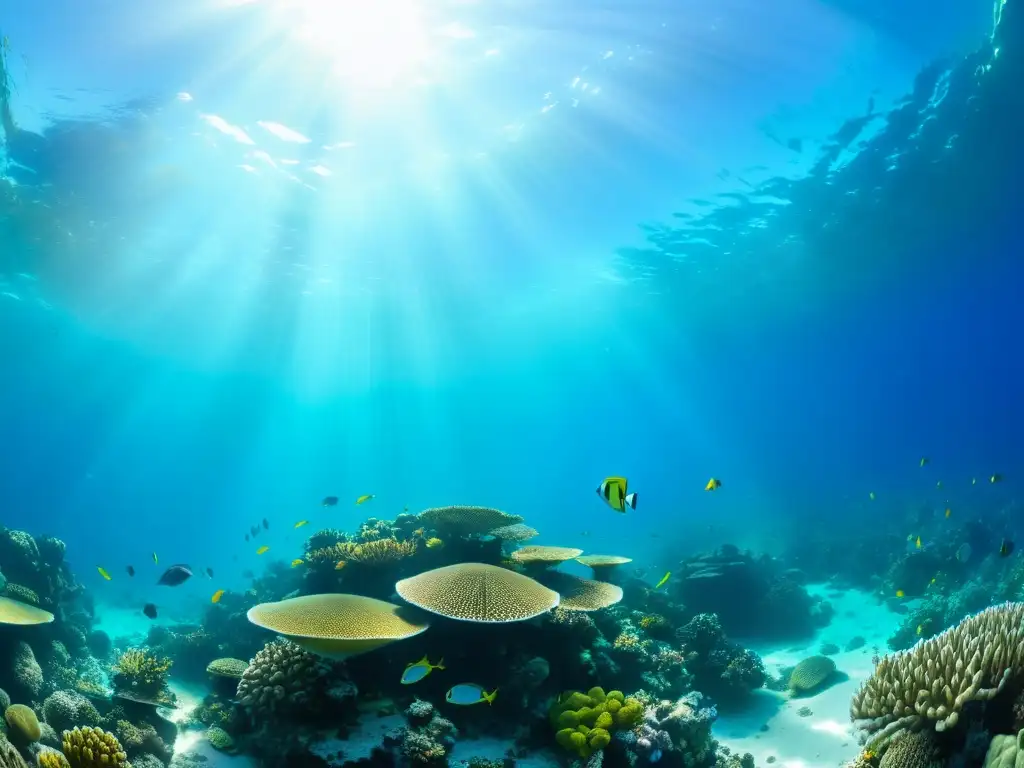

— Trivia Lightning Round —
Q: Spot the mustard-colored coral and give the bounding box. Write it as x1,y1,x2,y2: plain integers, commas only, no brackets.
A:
112,648,172,696
4,583,40,605
614,632,642,650
549,687,644,758
639,614,667,630
39,749,71,768
61,727,129,768
307,538,417,567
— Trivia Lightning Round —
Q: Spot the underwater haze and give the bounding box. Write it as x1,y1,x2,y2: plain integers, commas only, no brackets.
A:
2,0,1024,766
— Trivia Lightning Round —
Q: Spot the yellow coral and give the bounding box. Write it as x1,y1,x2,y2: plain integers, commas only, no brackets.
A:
62,727,128,768
550,688,646,757
613,632,641,649
308,538,417,567
39,750,71,768
614,699,644,729
589,728,611,750
112,648,172,695
639,614,666,630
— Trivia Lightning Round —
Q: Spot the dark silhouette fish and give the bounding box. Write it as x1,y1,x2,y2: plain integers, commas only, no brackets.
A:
322,496,339,507
262,518,269,530
126,565,135,577
157,564,193,586
245,534,250,542
143,603,158,619
205,567,214,578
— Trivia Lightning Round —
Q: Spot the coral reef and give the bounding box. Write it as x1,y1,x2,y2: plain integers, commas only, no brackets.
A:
236,639,331,720
549,687,644,758
61,727,129,768
42,691,101,735
5,703,41,744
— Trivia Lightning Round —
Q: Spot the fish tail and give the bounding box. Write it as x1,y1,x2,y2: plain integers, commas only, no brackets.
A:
626,493,637,510
485,688,498,705
436,658,445,670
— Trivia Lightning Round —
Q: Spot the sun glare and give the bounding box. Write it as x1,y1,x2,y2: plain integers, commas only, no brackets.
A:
277,0,434,89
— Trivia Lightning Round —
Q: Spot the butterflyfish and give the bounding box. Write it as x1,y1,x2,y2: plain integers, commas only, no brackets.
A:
157,565,193,586
596,476,637,513
705,478,722,491
401,656,445,685
256,545,270,555
446,683,498,706
426,537,444,549
654,571,671,589
97,566,112,581
211,590,225,604
356,494,375,505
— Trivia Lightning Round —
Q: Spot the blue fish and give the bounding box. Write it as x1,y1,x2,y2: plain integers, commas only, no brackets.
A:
401,656,445,685
446,683,498,706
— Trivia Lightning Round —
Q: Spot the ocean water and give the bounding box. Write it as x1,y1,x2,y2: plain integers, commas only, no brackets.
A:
1,0,1023,766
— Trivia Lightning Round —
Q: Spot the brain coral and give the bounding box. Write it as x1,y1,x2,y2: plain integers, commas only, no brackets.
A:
206,658,248,678
43,691,101,734
396,562,560,622
852,602,1024,751
236,639,327,717
789,656,837,694
879,730,940,768
61,727,129,768
5,703,41,744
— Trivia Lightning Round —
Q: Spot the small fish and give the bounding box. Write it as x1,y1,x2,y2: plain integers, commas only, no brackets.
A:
412,528,425,537
920,457,929,467
425,537,444,549
294,520,309,529
143,603,158,619
126,565,135,577
152,552,158,564
895,589,905,598
596,476,637,513
705,478,722,492
654,571,671,589
991,474,1003,483
211,590,225,604
956,543,972,563
157,564,193,586
916,624,923,635
335,560,347,570
1000,539,1015,557
401,656,445,685
945,508,951,519
256,545,270,555
580,530,591,537
323,496,339,507
446,683,498,706
291,559,304,568
972,477,978,485
404,506,409,513
356,494,375,505
245,534,250,542
205,567,214,578
936,481,943,489
869,492,876,501
930,577,937,584
251,525,259,537
97,566,112,581
915,536,922,549
262,518,269,530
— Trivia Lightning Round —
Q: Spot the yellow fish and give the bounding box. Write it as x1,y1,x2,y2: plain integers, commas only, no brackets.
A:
654,571,671,589
152,552,158,564
294,520,308,529
412,528,426,537
335,560,347,570
705,478,722,492
256,545,270,555
211,590,225,604
426,537,444,549
917,624,923,635
97,566,112,581
920,457,929,467
596,476,637,513
355,494,375,505
869,492,876,501
945,508,951,518
895,589,905,598
291,559,304,568
915,536,922,549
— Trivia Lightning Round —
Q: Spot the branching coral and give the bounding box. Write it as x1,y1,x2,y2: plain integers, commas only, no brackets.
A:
620,692,719,766
307,538,417,568
112,649,172,697
61,727,129,768
851,602,1024,751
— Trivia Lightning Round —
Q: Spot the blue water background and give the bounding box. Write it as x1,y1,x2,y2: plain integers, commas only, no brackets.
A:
1,0,1020,620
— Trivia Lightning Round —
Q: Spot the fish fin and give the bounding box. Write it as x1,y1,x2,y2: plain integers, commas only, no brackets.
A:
436,658,445,670
485,688,498,705
625,493,637,510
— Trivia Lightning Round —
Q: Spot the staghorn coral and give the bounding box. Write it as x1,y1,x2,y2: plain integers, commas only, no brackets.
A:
43,691,101,734
61,727,129,768
307,538,417,568
852,602,1024,751
236,639,329,719
112,649,171,697
5,703,41,744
